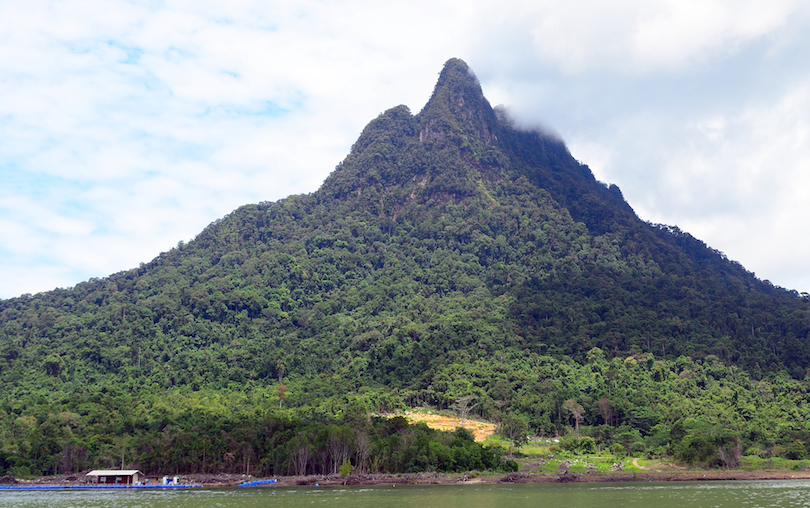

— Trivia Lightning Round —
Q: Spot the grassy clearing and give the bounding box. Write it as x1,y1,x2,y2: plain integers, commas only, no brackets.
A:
520,443,551,455
521,454,628,474
510,439,810,475
741,456,810,471
482,434,510,449
507,438,685,474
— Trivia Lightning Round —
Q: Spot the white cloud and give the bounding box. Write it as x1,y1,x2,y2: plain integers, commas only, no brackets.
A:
631,0,798,68
2,0,810,298
473,0,803,74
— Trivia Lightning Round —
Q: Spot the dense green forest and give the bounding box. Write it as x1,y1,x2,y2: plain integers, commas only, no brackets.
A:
1,58,809,477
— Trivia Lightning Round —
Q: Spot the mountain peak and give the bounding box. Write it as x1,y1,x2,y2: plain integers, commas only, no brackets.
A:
433,58,478,93
417,58,499,145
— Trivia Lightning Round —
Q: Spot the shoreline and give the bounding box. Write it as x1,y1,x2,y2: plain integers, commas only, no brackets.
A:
9,470,810,489
268,470,810,487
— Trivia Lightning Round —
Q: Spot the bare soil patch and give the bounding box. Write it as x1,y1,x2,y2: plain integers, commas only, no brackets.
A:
398,410,496,442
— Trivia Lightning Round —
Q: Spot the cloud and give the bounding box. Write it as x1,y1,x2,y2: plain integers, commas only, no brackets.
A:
471,0,804,75
2,0,810,298
630,0,799,68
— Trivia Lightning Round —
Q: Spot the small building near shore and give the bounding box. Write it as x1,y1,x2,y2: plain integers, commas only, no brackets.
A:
86,470,144,485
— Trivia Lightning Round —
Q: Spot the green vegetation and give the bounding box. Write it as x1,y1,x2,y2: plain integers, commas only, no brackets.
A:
509,438,810,476
0,58,809,477
0,387,515,477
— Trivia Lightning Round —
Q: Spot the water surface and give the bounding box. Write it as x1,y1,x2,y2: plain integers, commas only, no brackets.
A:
3,480,810,508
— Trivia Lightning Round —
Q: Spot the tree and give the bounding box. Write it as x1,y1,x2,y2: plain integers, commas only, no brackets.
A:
598,397,614,426
277,384,287,408
498,413,529,457
327,427,353,475
276,361,286,383
718,438,743,468
451,395,479,429
288,436,311,476
564,399,585,436
354,430,371,473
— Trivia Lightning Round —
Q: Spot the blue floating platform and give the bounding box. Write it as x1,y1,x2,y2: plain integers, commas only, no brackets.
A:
237,479,278,487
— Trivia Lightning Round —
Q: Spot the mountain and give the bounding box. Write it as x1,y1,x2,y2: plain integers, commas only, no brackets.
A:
1,58,809,475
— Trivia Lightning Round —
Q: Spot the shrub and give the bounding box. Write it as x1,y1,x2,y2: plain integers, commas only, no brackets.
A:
646,446,667,459
560,435,597,455
579,436,597,454
628,441,647,455
339,460,355,477
744,446,764,458
785,440,807,460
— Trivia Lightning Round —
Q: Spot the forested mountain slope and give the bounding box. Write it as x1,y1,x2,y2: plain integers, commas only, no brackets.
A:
1,58,809,475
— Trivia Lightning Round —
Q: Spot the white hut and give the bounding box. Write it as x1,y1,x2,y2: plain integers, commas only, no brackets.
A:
86,469,144,485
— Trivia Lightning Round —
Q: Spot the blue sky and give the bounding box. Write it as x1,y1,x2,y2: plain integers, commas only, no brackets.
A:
2,0,810,298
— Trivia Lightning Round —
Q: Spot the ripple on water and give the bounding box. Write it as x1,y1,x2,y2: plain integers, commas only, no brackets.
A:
3,481,810,508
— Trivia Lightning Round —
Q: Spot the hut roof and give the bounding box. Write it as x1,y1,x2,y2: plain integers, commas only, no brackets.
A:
86,470,143,476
